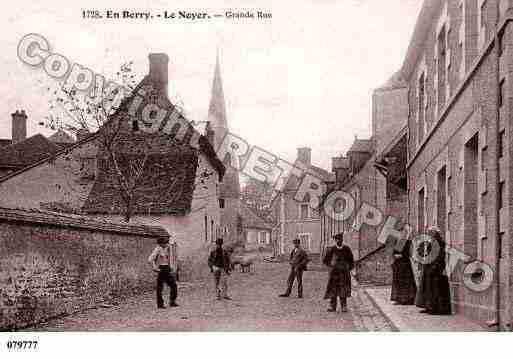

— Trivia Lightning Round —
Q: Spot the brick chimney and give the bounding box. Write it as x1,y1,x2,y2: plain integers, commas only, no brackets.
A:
11,109,27,144
148,53,169,95
297,147,311,166
332,156,350,185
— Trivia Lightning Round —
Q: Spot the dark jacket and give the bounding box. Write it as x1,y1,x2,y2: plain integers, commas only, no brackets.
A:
323,245,354,298
290,247,310,271
208,247,231,273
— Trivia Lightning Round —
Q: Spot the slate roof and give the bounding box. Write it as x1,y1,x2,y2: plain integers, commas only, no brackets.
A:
282,160,332,192
348,138,373,153
0,134,61,168
0,206,169,238
0,139,12,147
239,201,273,230
48,129,75,144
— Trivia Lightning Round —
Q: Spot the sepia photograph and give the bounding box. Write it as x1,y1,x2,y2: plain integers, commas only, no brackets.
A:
0,0,511,357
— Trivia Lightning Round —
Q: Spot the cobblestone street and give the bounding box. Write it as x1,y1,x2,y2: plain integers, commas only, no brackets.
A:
33,261,393,331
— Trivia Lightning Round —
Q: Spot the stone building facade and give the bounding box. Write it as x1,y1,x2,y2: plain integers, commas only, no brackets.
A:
401,0,513,329
271,147,331,257
0,53,225,281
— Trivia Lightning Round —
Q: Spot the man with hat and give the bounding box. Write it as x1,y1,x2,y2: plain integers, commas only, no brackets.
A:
279,237,310,298
322,233,354,312
208,237,232,300
148,236,178,309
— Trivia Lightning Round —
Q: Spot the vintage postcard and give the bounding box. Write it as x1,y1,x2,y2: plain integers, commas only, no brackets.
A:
0,0,511,356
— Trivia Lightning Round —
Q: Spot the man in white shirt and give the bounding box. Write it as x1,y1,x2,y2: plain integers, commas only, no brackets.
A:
148,237,178,309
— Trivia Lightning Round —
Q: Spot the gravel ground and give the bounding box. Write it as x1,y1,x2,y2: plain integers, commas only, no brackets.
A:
33,261,392,331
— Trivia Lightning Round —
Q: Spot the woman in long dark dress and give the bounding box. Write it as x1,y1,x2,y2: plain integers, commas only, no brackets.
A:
390,239,417,305
414,227,452,315
323,233,354,312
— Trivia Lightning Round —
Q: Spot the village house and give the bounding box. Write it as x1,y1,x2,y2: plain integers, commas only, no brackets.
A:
238,201,273,251
0,53,225,280
320,72,408,285
271,147,331,258
395,0,513,329
0,110,76,178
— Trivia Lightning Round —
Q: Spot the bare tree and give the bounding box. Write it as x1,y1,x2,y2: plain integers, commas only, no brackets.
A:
41,62,210,222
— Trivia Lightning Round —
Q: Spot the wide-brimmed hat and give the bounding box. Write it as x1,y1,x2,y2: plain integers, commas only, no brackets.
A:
157,237,170,244
332,233,344,241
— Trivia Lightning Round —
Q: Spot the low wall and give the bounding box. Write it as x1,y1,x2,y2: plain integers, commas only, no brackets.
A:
354,244,393,286
0,207,169,330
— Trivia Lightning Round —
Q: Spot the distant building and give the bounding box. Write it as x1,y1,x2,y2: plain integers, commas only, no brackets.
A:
239,201,273,251
0,53,225,280
271,147,331,257
320,70,408,284
0,111,76,178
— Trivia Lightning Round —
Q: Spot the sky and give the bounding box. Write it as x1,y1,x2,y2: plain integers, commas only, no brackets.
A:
0,0,422,170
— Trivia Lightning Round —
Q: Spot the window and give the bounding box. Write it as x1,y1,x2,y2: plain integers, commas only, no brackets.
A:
499,130,505,158
418,188,425,233
219,198,225,208
499,79,505,108
79,157,96,180
211,219,214,242
297,233,311,251
498,31,504,57
498,181,505,210
204,216,208,242
418,72,426,142
300,203,310,220
437,166,447,234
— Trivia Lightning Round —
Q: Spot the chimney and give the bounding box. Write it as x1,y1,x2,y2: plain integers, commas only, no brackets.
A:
332,156,350,185
297,147,311,166
11,109,27,144
148,53,169,95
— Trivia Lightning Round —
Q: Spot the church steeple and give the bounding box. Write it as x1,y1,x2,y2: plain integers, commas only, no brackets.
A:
207,51,240,199
208,51,228,149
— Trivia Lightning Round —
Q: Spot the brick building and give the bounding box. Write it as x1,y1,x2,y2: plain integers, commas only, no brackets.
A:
320,72,408,284
0,53,225,280
398,0,513,329
271,147,331,257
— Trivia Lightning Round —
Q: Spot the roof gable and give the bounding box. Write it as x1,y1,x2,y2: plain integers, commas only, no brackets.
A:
0,134,61,167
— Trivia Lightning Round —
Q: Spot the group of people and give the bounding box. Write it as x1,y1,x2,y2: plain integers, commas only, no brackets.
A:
278,233,354,312
390,226,452,315
147,227,450,316
147,233,356,312
148,237,233,308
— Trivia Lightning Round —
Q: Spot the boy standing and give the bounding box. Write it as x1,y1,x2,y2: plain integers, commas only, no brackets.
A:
148,237,178,309
208,238,232,300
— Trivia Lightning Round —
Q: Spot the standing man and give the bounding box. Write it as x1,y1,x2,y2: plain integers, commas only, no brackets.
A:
323,233,354,312
279,237,310,298
148,237,178,309
208,238,232,300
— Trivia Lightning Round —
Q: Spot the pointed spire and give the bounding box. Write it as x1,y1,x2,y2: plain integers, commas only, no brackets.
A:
208,50,228,134
207,50,240,199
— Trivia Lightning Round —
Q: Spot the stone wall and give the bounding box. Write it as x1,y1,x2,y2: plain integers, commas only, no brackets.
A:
0,207,169,330
354,244,393,286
